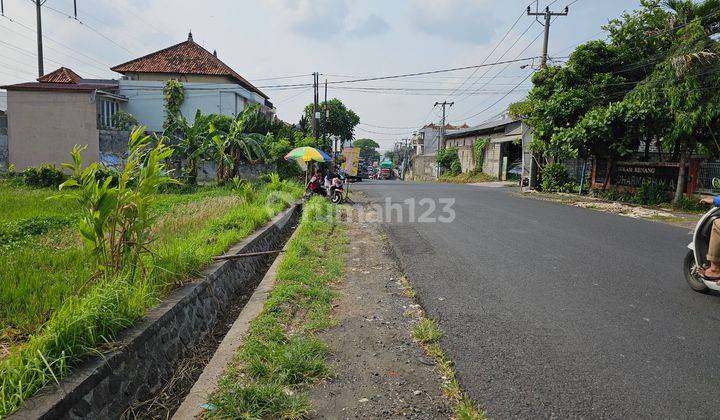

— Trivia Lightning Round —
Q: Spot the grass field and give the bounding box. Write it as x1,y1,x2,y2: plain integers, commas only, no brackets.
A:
0,179,303,416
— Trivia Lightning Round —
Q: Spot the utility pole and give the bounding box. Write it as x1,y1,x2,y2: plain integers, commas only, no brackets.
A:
35,0,46,77
433,101,453,151
311,72,318,141
527,5,569,68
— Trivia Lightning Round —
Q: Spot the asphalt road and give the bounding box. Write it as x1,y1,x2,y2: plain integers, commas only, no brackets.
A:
354,180,720,419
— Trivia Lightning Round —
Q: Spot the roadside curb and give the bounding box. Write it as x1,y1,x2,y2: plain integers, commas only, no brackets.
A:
172,209,304,419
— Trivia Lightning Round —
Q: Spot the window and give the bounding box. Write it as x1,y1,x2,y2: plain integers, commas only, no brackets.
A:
99,99,119,128
0,114,7,136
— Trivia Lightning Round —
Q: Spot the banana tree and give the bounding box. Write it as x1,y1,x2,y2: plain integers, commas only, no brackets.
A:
166,110,211,185
223,105,266,180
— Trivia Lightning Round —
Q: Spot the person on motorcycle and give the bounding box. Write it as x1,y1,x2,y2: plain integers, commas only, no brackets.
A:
307,169,326,196
698,195,720,280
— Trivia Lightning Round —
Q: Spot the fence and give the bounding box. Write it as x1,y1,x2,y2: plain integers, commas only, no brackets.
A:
696,162,720,193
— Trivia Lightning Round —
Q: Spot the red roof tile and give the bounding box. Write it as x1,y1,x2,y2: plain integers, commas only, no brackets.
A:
37,67,82,84
1,67,117,92
111,33,268,99
1,82,117,92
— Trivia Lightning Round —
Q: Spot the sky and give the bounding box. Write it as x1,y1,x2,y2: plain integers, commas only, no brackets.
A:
0,0,642,151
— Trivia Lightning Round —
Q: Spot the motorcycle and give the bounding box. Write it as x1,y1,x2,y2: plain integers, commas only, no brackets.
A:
329,174,346,204
685,201,720,293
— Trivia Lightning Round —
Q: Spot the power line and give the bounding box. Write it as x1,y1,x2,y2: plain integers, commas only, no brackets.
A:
256,56,541,89
455,72,533,123
41,2,136,55
0,17,110,75
444,10,526,101
454,20,536,103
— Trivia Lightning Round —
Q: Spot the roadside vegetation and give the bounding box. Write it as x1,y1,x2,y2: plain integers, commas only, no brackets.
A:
399,275,485,420
439,170,497,184
207,197,347,419
511,0,720,204
0,132,302,416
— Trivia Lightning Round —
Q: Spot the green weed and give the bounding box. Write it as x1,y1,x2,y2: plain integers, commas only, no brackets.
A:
0,182,302,416
208,197,347,419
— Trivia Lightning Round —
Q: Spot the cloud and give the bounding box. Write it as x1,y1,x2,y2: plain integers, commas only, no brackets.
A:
268,0,350,39
347,14,390,38
408,0,497,44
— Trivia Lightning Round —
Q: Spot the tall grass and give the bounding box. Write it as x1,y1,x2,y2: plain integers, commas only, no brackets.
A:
0,181,302,416
0,186,240,339
209,197,347,419
0,182,78,222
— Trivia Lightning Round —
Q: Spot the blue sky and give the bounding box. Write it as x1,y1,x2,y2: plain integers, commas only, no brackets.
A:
0,0,641,150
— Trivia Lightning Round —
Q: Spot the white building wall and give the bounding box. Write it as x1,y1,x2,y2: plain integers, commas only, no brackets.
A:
118,80,266,132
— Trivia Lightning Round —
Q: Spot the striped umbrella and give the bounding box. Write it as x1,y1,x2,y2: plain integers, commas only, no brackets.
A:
284,146,332,163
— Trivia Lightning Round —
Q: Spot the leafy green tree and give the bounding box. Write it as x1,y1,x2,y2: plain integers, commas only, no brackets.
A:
303,98,360,150
510,0,720,200
353,138,381,161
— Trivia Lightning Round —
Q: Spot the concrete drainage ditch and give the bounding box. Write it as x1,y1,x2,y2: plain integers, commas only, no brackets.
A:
11,203,302,420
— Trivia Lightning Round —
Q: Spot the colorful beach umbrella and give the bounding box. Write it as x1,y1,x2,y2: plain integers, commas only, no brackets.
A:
284,146,332,163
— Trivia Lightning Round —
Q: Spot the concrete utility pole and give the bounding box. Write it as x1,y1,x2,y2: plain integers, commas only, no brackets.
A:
35,0,46,77
311,72,318,141
433,101,453,151
527,5,569,68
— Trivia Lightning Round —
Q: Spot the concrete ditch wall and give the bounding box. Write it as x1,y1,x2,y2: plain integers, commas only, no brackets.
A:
10,203,302,420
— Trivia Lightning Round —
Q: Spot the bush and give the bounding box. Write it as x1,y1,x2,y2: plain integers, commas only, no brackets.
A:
675,196,706,213
110,110,138,131
20,164,66,188
630,180,668,206
540,163,571,192
437,147,460,174
92,165,121,187
450,160,461,176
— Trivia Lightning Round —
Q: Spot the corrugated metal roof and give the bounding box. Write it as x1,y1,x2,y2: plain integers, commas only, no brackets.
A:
111,33,268,99
444,118,519,139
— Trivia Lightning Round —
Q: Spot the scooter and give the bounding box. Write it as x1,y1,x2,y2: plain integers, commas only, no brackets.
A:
685,203,720,293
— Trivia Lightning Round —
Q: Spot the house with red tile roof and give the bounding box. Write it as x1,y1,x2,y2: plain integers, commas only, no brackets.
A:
112,32,274,132
1,67,127,170
0,33,275,170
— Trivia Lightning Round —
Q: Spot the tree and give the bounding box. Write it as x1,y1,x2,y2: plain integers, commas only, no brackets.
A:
509,0,720,200
218,105,267,181
166,110,212,185
353,138,381,162
303,98,360,150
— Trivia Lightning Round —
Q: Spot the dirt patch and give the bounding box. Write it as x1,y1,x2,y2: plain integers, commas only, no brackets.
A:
518,191,699,228
309,205,451,419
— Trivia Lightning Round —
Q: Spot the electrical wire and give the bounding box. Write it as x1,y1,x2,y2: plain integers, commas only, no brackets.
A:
41,3,137,55
0,18,111,77
443,10,526,101
256,56,541,89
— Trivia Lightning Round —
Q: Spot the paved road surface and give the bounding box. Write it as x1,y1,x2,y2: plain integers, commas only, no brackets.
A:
354,180,720,418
